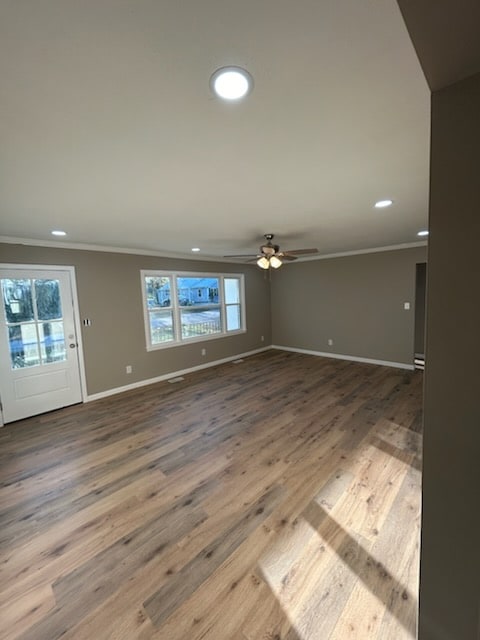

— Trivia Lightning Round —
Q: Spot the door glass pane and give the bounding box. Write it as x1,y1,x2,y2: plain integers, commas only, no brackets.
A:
181,308,221,338
8,323,40,369
35,279,62,320
176,277,219,306
149,310,174,344
39,321,66,363
145,276,171,308
1,279,34,323
226,304,240,331
224,278,240,304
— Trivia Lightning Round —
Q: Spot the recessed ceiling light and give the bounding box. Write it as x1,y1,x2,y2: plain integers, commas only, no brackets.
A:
51,230,66,236
191,247,200,252
417,230,429,237
210,66,253,101
374,199,394,208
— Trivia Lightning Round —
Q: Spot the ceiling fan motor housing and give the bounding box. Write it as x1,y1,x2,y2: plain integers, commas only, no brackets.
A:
261,233,279,256
262,244,279,256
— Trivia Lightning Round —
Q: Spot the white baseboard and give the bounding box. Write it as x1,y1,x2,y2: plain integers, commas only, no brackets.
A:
86,346,271,402
271,345,415,370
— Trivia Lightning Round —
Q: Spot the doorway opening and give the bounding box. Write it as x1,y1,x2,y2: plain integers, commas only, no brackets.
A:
414,262,427,370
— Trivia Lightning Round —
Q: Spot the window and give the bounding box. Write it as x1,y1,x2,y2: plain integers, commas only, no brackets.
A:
143,275,174,345
141,271,245,350
224,278,241,331
1,277,67,369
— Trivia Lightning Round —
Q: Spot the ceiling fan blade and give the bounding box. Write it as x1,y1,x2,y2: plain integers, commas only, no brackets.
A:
224,236,318,265
283,248,319,256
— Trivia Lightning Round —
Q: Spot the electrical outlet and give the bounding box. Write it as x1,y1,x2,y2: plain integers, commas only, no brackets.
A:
126,365,132,374
328,339,333,346
261,335,264,342
201,348,206,356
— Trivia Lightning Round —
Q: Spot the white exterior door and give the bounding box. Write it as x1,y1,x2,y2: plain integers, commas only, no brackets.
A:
0,267,83,423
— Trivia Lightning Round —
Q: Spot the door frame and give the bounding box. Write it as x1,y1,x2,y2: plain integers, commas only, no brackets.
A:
0,263,87,426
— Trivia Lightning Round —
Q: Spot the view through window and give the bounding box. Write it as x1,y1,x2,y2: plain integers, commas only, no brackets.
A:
1,278,67,369
141,271,245,349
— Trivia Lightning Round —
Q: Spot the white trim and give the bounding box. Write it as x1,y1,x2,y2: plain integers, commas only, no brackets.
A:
68,267,88,402
295,241,428,263
0,262,79,272
0,235,427,264
271,345,415,370
86,346,270,402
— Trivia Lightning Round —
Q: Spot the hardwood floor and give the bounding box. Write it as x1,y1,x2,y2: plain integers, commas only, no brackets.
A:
0,350,423,640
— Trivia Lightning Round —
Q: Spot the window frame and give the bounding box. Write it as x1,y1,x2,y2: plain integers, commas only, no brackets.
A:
141,270,246,351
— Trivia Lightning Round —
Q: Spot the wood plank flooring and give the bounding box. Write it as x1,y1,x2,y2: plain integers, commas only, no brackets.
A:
0,350,423,640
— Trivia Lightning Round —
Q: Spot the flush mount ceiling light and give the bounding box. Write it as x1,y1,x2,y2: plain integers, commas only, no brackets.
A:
417,230,429,237
374,199,394,209
51,230,66,236
210,66,253,101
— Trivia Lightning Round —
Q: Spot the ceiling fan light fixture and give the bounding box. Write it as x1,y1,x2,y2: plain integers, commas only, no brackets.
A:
257,256,270,269
210,66,253,101
269,255,282,269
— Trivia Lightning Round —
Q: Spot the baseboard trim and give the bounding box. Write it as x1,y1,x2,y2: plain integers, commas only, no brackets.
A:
271,345,415,370
86,346,271,402
86,343,414,402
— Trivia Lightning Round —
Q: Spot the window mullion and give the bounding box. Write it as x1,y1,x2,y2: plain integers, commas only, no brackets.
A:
172,275,181,343
219,276,226,333
31,279,44,365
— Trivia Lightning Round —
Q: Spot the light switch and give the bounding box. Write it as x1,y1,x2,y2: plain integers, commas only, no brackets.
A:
404,302,410,310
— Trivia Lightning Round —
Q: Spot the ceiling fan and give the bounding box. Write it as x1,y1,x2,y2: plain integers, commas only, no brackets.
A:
225,234,318,269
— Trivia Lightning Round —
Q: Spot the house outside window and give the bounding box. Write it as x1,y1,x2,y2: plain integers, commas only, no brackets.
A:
141,271,245,350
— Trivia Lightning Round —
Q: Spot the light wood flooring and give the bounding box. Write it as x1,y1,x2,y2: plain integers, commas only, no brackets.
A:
0,350,423,640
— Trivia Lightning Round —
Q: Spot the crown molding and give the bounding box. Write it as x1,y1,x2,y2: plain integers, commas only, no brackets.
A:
0,236,233,263
297,241,428,262
0,235,427,263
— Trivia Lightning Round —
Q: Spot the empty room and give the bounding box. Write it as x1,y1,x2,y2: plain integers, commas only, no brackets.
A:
0,2,478,640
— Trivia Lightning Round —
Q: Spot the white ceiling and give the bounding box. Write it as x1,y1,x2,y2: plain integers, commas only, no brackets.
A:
0,0,430,260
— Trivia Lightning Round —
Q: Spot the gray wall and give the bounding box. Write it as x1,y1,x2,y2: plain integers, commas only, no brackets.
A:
0,242,427,398
0,243,271,395
418,72,480,640
271,246,427,365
